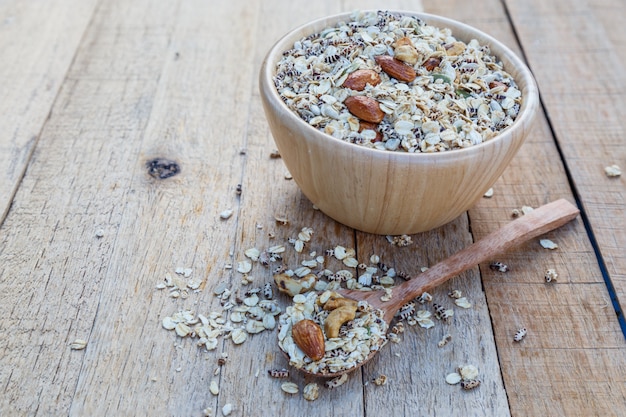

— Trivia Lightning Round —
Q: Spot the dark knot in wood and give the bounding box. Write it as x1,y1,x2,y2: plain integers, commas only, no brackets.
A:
146,158,180,179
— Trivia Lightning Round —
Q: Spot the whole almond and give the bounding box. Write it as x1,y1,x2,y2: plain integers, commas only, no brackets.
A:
343,69,381,91
344,96,385,123
291,319,325,361
375,55,416,83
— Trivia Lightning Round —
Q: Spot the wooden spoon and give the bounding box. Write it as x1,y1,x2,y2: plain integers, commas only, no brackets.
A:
288,199,579,377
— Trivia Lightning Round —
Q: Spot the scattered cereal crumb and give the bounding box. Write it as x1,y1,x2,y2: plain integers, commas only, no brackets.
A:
454,297,472,309
604,164,621,177
438,334,452,348
303,382,320,401
387,234,413,247
373,375,388,386
219,209,234,220
448,289,462,299
544,268,558,283
512,206,533,217
70,339,88,350
284,172,293,180
268,369,289,378
202,407,213,417
539,239,558,250
458,365,479,381
281,381,299,394
236,260,252,274
489,261,509,272
209,380,219,395
95,229,105,238
513,327,527,342
483,188,494,198
269,149,281,159
460,379,481,390
222,403,233,416
445,372,462,385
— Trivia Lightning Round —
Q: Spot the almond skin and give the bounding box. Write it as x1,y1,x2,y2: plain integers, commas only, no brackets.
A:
488,80,509,91
291,319,325,361
358,121,383,142
344,96,385,123
342,69,381,91
375,55,417,83
423,57,441,71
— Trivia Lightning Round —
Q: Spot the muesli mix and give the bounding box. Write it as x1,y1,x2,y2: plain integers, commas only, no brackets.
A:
274,10,522,152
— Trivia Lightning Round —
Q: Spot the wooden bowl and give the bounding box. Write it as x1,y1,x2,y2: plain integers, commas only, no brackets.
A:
259,11,539,235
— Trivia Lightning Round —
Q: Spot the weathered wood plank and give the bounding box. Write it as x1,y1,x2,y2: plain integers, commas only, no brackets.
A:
66,0,265,415
504,0,626,302
423,0,626,415
0,0,98,224
2,0,624,416
0,0,184,415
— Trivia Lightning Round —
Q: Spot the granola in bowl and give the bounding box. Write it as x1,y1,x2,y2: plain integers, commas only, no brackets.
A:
274,10,521,153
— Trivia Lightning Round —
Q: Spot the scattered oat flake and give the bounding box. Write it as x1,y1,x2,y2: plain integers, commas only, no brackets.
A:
521,206,534,215
458,364,479,381
244,248,260,261
284,172,293,180
539,239,558,250
70,339,88,350
95,229,105,238
454,297,472,309
303,382,320,401
219,209,233,220
231,328,247,345
281,381,299,394
209,380,219,395
222,403,233,416
237,260,252,274
483,188,494,198
445,372,462,385
604,164,621,177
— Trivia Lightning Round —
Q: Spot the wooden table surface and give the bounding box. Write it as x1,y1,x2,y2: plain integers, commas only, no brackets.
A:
1,0,624,416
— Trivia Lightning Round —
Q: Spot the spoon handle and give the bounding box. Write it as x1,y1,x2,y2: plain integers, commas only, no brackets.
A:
392,198,579,309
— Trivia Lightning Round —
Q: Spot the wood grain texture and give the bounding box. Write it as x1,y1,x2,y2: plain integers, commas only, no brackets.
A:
423,0,626,415
1,0,624,416
505,0,626,301
0,0,98,223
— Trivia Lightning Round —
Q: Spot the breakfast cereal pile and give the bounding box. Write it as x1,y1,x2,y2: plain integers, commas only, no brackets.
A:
274,10,522,152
